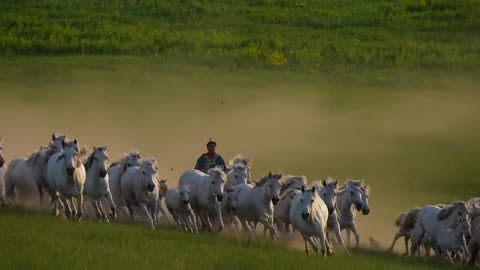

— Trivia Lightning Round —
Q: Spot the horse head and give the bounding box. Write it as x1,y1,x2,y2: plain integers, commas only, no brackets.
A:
139,158,158,192
91,146,109,178
208,167,226,202
256,172,282,205
318,179,338,215
300,186,317,221
178,185,191,206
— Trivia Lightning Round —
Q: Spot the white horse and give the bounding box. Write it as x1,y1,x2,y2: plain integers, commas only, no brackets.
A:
290,186,330,256
120,158,159,228
274,175,308,233
84,146,116,222
409,201,469,256
274,189,301,233
336,180,366,248
428,219,471,264
232,172,282,240
47,140,87,220
107,151,142,219
4,135,64,207
165,184,197,233
0,137,6,206
178,168,226,232
221,187,240,235
225,154,252,189
314,179,350,255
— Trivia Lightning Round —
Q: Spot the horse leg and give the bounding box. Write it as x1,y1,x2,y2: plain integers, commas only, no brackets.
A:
158,204,169,223
468,242,479,265
73,194,83,221
240,219,255,240
333,220,349,255
59,194,71,219
103,191,117,220
90,198,102,221
388,232,403,253
97,200,109,222
301,233,313,255
350,222,360,248
37,184,44,208
125,201,135,223
317,230,328,258
259,217,277,242
139,202,154,228
151,202,158,225
346,228,352,247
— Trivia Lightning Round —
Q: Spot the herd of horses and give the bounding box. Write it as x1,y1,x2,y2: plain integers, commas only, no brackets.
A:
1,135,480,265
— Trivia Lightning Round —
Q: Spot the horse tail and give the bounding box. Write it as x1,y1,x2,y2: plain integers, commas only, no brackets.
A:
395,212,406,227
402,207,421,229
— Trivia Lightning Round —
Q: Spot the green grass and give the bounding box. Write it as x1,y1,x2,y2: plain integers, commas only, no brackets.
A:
1,0,479,70
0,207,470,270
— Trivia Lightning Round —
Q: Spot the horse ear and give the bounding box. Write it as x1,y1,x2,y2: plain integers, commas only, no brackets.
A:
104,145,107,150
61,140,66,148
301,186,305,193
138,152,142,158
52,134,56,141
93,146,96,151
322,179,327,186
312,186,316,193
268,172,272,178
277,173,282,179
334,180,338,187
73,139,78,145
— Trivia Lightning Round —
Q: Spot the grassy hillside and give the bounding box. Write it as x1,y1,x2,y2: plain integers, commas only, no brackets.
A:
1,0,479,69
0,207,468,270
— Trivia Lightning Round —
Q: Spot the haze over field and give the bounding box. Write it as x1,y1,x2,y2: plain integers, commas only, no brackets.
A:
1,58,479,249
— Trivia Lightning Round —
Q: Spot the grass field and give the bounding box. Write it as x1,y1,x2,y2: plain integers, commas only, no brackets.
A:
1,0,479,269
0,207,469,270
1,0,480,69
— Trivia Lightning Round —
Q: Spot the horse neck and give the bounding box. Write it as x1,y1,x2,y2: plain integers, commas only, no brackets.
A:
336,190,354,214
88,159,100,174
445,210,460,228
254,182,270,204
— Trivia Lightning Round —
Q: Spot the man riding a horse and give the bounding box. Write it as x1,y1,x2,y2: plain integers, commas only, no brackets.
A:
194,138,226,173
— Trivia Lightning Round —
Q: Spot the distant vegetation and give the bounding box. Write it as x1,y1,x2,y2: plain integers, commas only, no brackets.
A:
1,0,479,70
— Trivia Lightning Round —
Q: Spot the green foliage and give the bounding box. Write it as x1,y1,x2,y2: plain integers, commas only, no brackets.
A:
0,0,479,69
0,208,465,270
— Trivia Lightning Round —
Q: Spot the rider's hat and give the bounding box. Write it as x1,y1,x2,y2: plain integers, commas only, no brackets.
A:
206,138,217,147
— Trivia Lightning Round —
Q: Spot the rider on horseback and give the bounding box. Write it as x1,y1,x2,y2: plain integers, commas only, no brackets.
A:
194,138,226,173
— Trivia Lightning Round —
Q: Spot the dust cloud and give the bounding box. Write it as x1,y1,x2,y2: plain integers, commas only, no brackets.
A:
1,62,479,252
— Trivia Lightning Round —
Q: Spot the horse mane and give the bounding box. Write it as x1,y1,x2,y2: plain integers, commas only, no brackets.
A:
26,147,46,165
468,198,480,220
110,151,141,172
229,154,252,169
438,201,467,220
255,173,282,187
338,180,362,195
26,146,55,166
361,185,370,196
208,167,225,180
63,141,87,168
84,151,95,171
84,146,108,171
280,175,307,193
